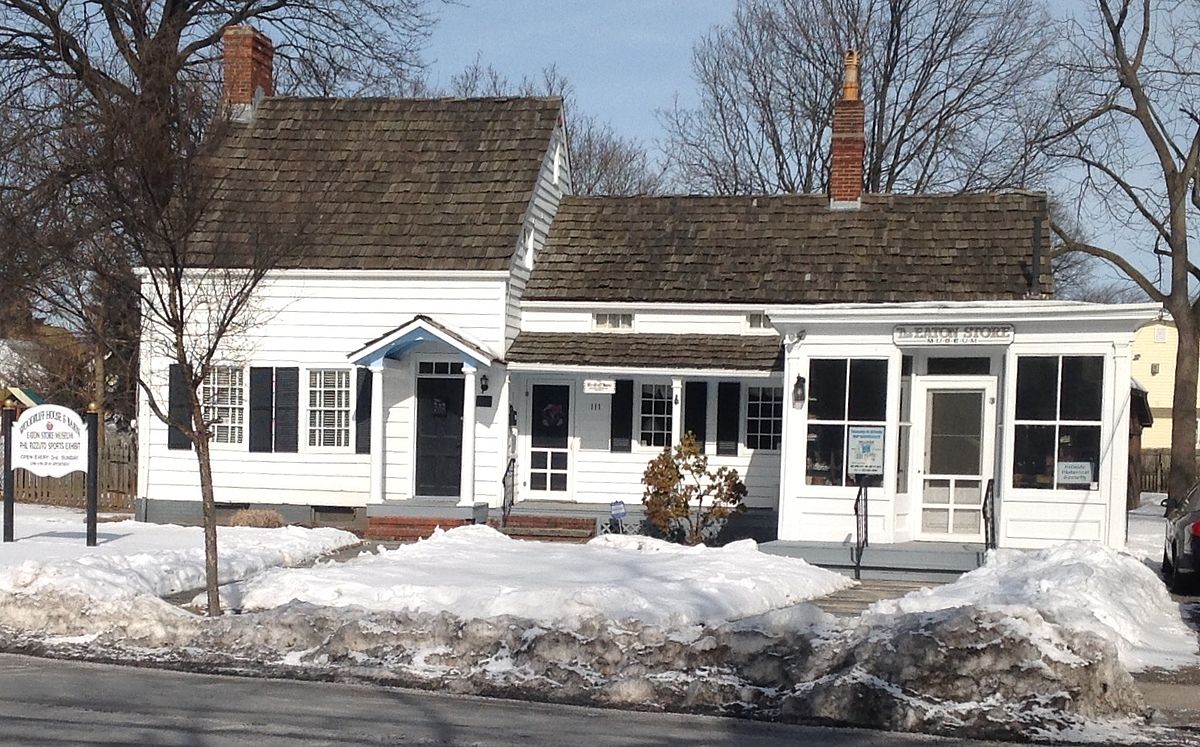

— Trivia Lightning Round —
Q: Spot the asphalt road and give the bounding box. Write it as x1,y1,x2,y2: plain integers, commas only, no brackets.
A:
0,653,1019,746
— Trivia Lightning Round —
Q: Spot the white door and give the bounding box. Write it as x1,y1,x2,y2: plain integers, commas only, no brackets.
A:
913,377,996,542
527,383,572,498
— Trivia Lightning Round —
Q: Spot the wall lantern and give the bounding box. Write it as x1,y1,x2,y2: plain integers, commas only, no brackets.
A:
480,374,490,393
792,374,807,408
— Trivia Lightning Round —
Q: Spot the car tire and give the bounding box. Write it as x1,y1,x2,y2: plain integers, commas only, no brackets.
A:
1170,548,1193,595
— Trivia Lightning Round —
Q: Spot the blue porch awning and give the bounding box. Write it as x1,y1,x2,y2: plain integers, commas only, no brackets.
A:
346,315,497,369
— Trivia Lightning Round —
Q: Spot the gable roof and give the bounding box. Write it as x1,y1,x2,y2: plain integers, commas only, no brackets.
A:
525,193,1051,304
191,97,562,271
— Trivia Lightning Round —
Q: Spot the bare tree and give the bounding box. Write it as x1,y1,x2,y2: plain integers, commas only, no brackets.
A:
0,1,430,615
449,58,664,196
1042,0,1200,508
661,0,1056,195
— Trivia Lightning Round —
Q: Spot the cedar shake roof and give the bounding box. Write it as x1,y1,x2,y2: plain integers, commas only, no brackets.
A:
507,333,783,372
191,97,561,270
526,193,1051,304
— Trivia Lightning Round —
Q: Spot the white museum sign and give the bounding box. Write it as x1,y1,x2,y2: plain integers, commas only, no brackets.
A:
11,405,88,478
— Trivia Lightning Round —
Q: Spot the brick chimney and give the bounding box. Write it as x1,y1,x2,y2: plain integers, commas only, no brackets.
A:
830,50,865,207
222,26,274,122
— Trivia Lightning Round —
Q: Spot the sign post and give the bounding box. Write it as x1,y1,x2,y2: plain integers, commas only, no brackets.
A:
7,403,90,544
85,404,99,547
2,399,14,543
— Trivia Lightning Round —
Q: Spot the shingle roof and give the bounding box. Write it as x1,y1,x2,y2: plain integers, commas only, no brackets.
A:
525,193,1051,304
507,333,783,371
191,97,561,271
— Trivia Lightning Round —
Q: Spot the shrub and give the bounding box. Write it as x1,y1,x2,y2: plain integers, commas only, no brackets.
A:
230,508,287,528
642,432,747,545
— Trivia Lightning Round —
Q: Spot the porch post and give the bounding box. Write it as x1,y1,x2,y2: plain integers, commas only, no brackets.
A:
369,363,385,504
460,363,477,504
671,376,683,445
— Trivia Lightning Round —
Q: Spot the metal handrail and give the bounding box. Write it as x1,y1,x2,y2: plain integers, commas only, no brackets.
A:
982,478,996,551
853,483,868,580
501,457,516,527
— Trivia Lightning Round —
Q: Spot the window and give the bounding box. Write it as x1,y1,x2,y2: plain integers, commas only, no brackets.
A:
896,357,912,494
594,313,633,330
806,358,888,487
746,386,783,450
748,312,770,330
1154,326,1168,344
523,227,535,270
926,357,991,375
553,142,562,185
1013,355,1103,490
639,383,672,447
610,379,634,452
308,369,352,447
201,366,245,444
418,361,462,376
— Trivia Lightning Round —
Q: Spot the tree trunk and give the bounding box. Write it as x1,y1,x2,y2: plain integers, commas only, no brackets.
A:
192,412,221,617
1168,309,1200,511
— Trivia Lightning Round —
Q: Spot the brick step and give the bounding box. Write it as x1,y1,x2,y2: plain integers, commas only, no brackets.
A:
492,515,598,531
368,516,471,527
498,526,594,539
503,533,592,544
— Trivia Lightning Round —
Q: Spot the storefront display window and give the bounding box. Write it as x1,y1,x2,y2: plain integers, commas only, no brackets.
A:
806,358,888,487
1013,355,1103,490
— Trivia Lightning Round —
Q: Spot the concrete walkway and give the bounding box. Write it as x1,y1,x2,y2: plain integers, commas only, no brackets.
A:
811,579,939,617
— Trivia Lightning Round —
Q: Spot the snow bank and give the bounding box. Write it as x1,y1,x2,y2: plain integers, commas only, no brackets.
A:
222,524,855,629
0,504,358,600
866,542,1198,672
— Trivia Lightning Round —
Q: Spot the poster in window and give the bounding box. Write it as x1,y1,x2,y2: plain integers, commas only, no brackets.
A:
846,425,885,476
1057,461,1094,485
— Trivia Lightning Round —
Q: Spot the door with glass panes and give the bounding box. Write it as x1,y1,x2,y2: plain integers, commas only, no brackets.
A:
913,377,996,541
528,384,571,496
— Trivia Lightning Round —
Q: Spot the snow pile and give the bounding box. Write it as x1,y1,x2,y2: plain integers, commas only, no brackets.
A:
220,524,855,628
0,504,358,601
866,542,1198,672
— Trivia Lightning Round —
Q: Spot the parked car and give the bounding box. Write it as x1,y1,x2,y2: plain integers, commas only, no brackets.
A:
1163,483,1200,592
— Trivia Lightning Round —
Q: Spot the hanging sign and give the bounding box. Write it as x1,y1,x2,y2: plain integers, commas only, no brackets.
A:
846,425,885,476
893,324,1014,347
11,405,88,478
584,379,616,395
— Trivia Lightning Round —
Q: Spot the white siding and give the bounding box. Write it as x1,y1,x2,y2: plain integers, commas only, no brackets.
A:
521,305,778,336
506,120,570,349
512,373,781,509
139,271,509,507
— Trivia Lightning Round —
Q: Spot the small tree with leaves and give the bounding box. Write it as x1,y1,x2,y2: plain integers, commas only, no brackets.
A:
642,432,747,545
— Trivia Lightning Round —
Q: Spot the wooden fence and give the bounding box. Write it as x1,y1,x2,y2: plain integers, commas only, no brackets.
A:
8,432,136,511
1138,448,1198,494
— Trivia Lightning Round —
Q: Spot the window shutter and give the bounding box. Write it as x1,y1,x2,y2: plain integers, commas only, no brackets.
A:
248,367,274,453
355,367,373,455
683,382,708,452
610,379,634,452
167,363,192,450
716,382,740,456
273,367,299,453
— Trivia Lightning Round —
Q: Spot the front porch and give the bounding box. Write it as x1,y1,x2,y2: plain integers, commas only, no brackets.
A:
760,539,986,582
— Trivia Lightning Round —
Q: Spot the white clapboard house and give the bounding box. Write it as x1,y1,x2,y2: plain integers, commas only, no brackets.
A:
137,30,1157,572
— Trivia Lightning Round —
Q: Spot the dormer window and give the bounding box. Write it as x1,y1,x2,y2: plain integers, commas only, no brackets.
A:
594,313,633,331
748,312,770,330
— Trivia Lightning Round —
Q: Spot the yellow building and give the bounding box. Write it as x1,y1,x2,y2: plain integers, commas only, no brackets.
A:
1131,320,1191,449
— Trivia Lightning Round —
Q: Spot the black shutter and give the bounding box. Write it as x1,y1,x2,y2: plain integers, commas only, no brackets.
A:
355,367,372,455
248,367,274,453
166,363,192,450
683,381,708,453
273,367,299,453
610,379,634,452
716,382,740,456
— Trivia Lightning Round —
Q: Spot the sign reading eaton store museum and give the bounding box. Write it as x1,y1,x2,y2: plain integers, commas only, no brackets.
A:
893,324,1014,347
11,405,88,478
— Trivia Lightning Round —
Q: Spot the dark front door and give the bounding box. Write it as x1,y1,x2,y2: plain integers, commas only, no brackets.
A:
529,384,570,494
415,377,464,497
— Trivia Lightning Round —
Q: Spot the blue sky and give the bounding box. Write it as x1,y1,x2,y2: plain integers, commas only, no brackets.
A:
422,1,735,146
